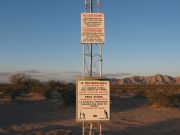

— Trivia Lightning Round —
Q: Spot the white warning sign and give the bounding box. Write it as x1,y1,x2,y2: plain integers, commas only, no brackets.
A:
76,80,110,122
81,13,105,44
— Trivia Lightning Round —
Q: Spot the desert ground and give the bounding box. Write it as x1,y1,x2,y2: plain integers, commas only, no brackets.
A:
0,90,180,135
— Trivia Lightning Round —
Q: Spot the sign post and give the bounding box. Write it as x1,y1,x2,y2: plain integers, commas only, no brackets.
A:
77,0,110,134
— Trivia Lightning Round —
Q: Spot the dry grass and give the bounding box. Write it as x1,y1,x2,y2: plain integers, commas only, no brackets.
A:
1,80,180,107
111,84,180,107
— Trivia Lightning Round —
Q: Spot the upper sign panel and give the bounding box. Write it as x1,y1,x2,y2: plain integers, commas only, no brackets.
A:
81,13,105,44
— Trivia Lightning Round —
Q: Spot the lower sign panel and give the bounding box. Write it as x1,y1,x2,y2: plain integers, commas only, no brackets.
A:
76,80,110,122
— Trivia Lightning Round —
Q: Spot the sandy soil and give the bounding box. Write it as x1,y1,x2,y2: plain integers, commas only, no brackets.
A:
0,95,180,135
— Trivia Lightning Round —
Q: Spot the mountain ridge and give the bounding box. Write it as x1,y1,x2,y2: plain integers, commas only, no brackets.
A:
111,74,180,84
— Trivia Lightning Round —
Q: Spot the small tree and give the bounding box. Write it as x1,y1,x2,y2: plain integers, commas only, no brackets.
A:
9,73,41,100
10,73,40,88
10,73,30,87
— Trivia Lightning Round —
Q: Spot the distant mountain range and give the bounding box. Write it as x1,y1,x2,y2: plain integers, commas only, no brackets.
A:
111,74,180,84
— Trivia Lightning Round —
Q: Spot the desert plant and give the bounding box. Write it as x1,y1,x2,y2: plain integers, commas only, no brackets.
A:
10,73,40,88
8,73,41,100
148,91,175,107
61,82,76,105
61,90,75,105
44,80,76,104
10,73,30,87
172,94,180,107
133,89,146,98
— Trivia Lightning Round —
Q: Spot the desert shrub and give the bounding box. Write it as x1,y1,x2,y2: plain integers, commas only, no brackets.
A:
61,83,76,105
3,74,78,105
10,88,25,100
10,73,40,88
45,80,76,104
0,84,11,91
148,90,175,107
44,89,54,98
61,90,75,105
43,80,76,102
0,84,12,93
31,85,47,96
172,94,180,107
8,73,42,100
2,85,29,100
0,84,14,99
44,80,64,98
46,80,65,90
10,73,30,87
133,89,146,98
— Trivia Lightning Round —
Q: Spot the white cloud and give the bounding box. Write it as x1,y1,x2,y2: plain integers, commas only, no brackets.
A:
104,72,132,79
20,69,41,74
0,70,132,83
0,72,12,83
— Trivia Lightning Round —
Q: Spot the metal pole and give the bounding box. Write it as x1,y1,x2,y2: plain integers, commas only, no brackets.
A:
97,0,100,13
83,0,87,77
89,0,93,77
99,122,102,135
84,0,87,12
82,122,85,135
82,45,85,76
89,122,93,135
90,44,92,76
96,0,102,77
100,45,102,77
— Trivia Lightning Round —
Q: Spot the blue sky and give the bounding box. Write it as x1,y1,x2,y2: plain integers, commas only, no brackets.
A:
0,0,180,82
